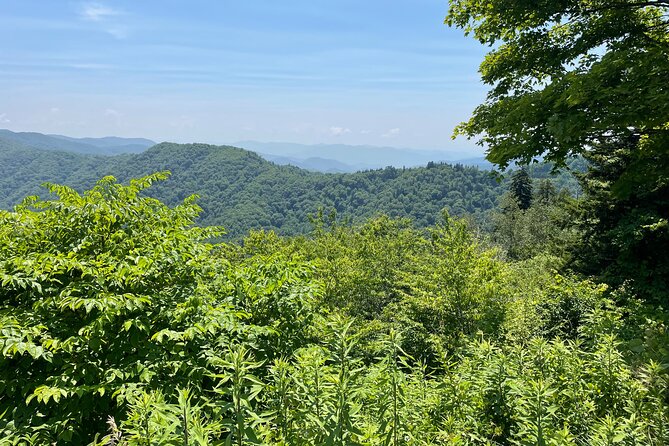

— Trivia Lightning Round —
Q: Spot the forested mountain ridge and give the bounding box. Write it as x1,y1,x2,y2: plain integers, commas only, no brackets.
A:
0,128,155,155
1,129,489,172
0,137,117,206
0,140,504,237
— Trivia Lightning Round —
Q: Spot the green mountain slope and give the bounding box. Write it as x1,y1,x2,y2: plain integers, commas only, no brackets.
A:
0,129,155,155
0,138,114,205
1,140,508,236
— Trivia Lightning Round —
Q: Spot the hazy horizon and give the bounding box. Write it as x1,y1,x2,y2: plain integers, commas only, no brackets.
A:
1,0,488,155
0,127,486,162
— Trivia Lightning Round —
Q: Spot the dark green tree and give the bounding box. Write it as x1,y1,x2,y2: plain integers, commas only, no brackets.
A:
571,138,669,303
535,179,557,205
510,169,533,210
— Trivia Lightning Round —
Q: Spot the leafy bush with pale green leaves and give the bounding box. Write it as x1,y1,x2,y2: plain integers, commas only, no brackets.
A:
0,173,319,444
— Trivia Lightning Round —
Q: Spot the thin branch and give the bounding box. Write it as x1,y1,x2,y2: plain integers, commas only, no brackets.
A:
581,0,669,14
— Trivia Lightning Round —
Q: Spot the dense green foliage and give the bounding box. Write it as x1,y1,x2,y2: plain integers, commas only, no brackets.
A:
0,140,503,237
446,0,669,305
491,179,579,262
571,142,669,304
1,175,667,445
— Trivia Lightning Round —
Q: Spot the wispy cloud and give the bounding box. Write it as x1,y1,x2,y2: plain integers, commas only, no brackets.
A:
382,128,400,138
106,27,128,39
79,3,120,22
329,126,351,136
0,113,10,124
103,108,124,127
78,2,128,39
68,63,116,70
104,108,120,117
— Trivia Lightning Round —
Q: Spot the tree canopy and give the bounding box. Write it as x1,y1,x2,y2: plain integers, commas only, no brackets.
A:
447,0,669,302
446,0,669,177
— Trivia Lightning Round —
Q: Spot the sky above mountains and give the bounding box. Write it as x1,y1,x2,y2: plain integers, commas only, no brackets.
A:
1,1,488,155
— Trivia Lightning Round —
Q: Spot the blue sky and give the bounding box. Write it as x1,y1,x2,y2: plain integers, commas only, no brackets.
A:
1,1,489,153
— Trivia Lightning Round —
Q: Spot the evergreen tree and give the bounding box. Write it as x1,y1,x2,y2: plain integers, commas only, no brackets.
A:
510,169,533,210
535,179,557,205
571,137,669,304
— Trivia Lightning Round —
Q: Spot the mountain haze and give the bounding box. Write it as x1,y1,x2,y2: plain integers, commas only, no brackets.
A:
234,140,485,172
0,129,155,155
259,153,361,173
0,130,489,172
49,134,156,154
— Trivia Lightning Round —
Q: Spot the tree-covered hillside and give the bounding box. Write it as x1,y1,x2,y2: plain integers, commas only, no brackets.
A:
0,141,505,237
0,138,122,206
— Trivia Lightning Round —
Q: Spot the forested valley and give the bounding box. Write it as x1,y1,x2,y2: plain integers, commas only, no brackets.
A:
0,139,550,238
1,0,668,444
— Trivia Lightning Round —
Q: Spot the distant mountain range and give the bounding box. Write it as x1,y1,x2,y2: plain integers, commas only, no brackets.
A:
234,140,491,172
0,129,156,155
0,129,583,237
258,153,361,173
0,129,491,172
